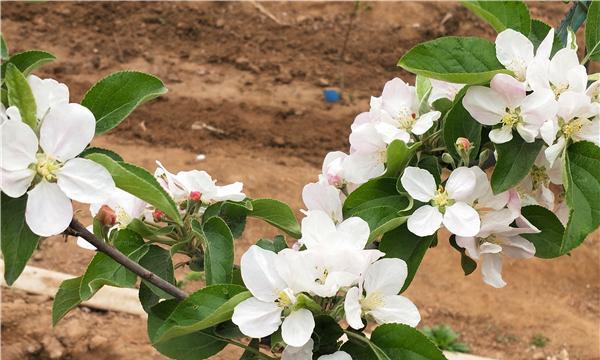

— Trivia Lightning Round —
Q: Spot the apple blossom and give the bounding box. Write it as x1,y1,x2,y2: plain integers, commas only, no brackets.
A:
302,182,343,223
463,73,557,144
586,80,600,118
456,208,538,288
400,166,480,237
518,149,562,209
344,258,420,329
542,91,599,166
428,79,464,104
282,339,351,360
232,245,315,347
27,74,69,122
319,151,350,189
0,100,115,237
495,28,554,82
527,48,587,98
465,166,510,214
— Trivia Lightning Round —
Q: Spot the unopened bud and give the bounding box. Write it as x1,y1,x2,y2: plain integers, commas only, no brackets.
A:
441,152,455,165
479,148,492,168
189,191,202,202
153,209,165,222
96,205,116,226
455,137,472,152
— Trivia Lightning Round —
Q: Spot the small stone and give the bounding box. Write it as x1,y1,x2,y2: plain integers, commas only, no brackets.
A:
215,19,225,28
41,335,65,360
88,335,108,350
317,78,330,87
272,136,285,146
26,342,43,355
33,252,43,261
532,352,545,360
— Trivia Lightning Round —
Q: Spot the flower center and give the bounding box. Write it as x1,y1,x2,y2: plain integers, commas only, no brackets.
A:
431,185,454,212
530,165,549,191
501,108,522,128
395,108,417,130
360,292,384,312
480,234,504,246
35,154,61,182
115,207,133,228
507,59,526,82
276,288,295,308
551,82,569,99
561,118,585,139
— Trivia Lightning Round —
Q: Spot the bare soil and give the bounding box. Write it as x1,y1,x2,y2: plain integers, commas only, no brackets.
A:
1,2,598,360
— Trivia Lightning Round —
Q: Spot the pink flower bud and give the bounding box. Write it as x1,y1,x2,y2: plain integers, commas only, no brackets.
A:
189,191,202,202
153,209,165,222
96,205,116,226
455,137,472,152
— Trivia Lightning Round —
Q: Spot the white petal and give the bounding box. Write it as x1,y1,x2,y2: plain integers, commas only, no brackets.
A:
495,29,534,79
490,73,526,109
364,258,407,296
282,309,315,347
25,180,73,236
27,75,69,119
39,103,95,162
515,123,539,143
400,167,436,202
445,167,477,201
411,111,440,135
544,137,566,167
557,91,595,122
381,78,416,117
240,245,287,302
300,210,337,249
462,86,505,125
77,225,97,250
526,58,551,93
369,295,421,327
572,118,600,145
501,236,535,259
407,205,443,237
318,351,353,360
344,287,364,330
0,167,35,198
539,118,558,146
480,253,506,288
302,182,343,223
56,158,115,204
349,123,386,153
175,169,214,194
344,151,385,185
489,126,514,144
443,202,480,237
282,339,314,360
210,182,246,202
336,216,370,250
521,89,557,128
232,297,282,338
548,49,580,89
480,242,503,254
535,28,554,61
455,236,480,259
0,117,38,171
566,65,588,93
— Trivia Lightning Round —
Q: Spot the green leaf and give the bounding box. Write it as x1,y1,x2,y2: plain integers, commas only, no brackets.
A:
195,217,234,285
341,331,390,360
443,91,482,162
1,194,40,285
203,200,251,239
155,284,250,343
52,277,83,326
1,34,8,61
562,141,600,253
85,153,182,224
352,207,409,242
379,224,434,292
148,300,227,360
5,63,37,129
384,141,421,177
415,75,432,104
557,0,590,46
344,178,411,216
81,71,167,134
491,137,544,194
398,37,508,84
529,20,562,57
312,315,344,356
462,1,531,34
79,229,148,300
249,198,301,238
79,147,124,162
585,0,600,61
139,245,176,299
371,323,447,360
1,50,56,83
417,156,442,186
520,205,565,259
449,235,477,275
255,235,288,253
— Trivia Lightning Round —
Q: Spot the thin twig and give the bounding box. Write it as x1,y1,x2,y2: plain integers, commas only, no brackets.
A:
68,219,188,300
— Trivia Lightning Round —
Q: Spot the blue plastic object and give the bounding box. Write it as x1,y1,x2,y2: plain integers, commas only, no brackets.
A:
323,89,342,103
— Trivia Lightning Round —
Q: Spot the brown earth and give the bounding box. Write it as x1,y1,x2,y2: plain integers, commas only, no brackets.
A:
1,2,599,360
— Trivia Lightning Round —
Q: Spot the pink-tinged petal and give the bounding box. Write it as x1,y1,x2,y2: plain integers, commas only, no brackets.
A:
521,89,557,127
282,309,315,347
480,253,506,288
446,167,477,201
0,167,35,198
443,202,480,237
489,126,514,144
407,205,443,237
462,87,505,126
240,245,287,302
27,75,69,120
478,208,515,238
40,103,95,162
411,111,440,135
479,242,503,254
495,29,534,79
369,295,421,327
232,297,282,338
0,117,38,171
344,287,364,330
573,119,600,145
56,158,115,204
26,180,72,236
501,236,535,259
363,258,407,296
490,73,526,109
455,236,480,259
429,79,464,104
400,167,436,202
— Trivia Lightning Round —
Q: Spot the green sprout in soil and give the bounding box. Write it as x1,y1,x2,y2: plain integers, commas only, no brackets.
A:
421,324,470,353
530,334,550,348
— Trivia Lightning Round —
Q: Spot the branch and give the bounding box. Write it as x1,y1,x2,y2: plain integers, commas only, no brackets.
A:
68,219,188,300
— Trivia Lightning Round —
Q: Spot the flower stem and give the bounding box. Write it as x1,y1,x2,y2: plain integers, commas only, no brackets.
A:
68,218,188,300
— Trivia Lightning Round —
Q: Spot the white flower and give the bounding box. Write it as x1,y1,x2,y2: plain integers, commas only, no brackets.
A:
344,258,420,329
377,78,441,140
527,48,587,98
542,91,599,166
282,339,351,360
27,74,69,121
463,73,556,144
456,208,538,288
518,149,562,209
586,80,600,119
319,151,349,189
302,182,343,223
465,166,510,214
495,28,554,82
232,246,314,347
401,167,480,237
0,104,115,237
155,161,245,203
428,79,464,104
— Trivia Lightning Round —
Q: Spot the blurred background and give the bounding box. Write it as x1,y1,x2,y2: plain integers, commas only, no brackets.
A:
1,2,598,359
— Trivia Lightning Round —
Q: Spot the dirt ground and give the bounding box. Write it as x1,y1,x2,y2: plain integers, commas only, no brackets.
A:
1,2,598,360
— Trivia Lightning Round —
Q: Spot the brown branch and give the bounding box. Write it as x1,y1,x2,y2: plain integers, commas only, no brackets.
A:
68,219,188,300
